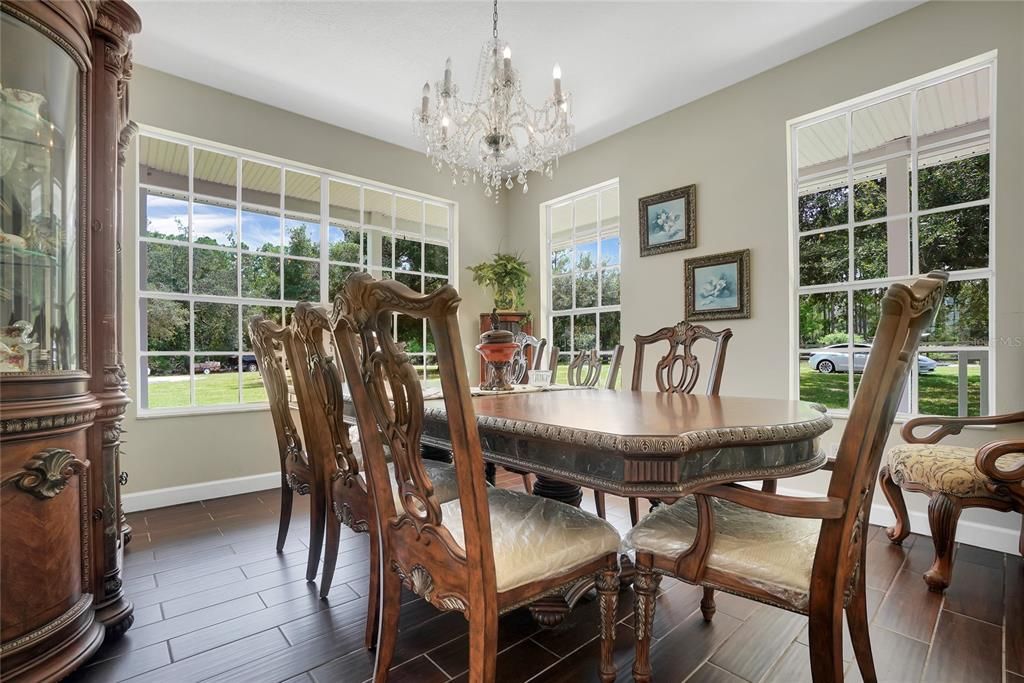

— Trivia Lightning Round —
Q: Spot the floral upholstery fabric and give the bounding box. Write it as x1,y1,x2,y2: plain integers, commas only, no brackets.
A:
441,488,620,592
887,444,1022,499
624,496,821,611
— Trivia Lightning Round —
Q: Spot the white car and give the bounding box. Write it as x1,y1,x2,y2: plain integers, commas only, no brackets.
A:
808,343,938,374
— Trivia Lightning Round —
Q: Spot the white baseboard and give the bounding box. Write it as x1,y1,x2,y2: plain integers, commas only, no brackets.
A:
122,472,280,512
776,485,1020,555
122,474,1020,554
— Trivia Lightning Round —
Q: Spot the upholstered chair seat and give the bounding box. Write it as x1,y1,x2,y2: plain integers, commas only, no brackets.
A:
879,414,1024,592
887,444,1023,500
441,488,620,592
626,495,820,610
383,460,461,510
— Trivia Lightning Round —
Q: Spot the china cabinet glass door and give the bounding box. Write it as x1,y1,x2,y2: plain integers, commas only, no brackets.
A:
1,12,80,372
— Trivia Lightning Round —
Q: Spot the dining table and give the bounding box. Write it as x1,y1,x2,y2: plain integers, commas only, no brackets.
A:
335,385,833,625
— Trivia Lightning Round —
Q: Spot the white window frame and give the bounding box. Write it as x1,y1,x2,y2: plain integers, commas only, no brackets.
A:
787,52,997,419
135,126,458,417
541,179,621,372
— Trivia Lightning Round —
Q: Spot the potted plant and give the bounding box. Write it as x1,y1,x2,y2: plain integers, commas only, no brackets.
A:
467,253,531,311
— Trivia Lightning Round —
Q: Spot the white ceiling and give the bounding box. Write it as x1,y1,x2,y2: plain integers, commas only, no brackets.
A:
131,1,921,154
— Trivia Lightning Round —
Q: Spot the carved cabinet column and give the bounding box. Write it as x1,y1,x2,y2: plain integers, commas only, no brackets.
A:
87,0,139,638
0,2,140,680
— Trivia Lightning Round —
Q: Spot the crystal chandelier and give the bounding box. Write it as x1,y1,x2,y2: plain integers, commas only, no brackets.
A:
413,0,574,201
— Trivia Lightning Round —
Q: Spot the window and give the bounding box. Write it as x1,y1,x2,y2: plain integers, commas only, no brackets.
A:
544,180,621,386
136,130,455,414
790,55,994,417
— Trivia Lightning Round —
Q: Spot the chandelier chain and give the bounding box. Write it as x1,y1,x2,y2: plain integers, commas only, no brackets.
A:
492,0,498,39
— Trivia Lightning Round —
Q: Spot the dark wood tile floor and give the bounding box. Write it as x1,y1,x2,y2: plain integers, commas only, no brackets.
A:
71,471,1021,682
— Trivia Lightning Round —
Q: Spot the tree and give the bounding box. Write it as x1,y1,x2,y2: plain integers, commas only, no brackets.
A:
799,153,990,346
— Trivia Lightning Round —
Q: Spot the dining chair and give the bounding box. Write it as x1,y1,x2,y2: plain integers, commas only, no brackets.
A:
509,333,546,384
625,271,948,683
283,304,462,647
567,346,624,388
594,322,733,523
330,274,622,683
249,316,314,554
507,333,547,491
879,411,1023,591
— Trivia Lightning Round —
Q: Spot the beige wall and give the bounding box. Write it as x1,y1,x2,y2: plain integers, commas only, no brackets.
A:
505,1,1023,546
122,66,503,495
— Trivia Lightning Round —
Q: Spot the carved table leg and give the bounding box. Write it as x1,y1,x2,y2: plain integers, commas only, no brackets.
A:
532,474,583,507
421,444,453,463
526,573,595,628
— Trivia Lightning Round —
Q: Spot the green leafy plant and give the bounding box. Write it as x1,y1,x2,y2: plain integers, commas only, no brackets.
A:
467,253,531,311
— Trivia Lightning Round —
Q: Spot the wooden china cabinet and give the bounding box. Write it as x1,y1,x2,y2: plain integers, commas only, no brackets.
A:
0,1,140,680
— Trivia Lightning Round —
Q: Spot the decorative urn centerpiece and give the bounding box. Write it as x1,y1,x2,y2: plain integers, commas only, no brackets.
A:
476,309,519,391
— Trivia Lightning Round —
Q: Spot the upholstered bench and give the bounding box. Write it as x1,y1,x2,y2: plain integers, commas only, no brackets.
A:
879,412,1024,591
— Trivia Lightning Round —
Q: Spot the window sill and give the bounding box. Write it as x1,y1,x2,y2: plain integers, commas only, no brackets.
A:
821,408,997,430
134,403,271,420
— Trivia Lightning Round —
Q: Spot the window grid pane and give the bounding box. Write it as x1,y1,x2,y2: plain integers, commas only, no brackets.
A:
545,183,620,377
137,132,455,412
792,63,993,417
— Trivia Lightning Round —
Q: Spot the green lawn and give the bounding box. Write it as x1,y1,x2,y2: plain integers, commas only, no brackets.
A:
799,361,980,416
146,361,979,416
146,371,267,409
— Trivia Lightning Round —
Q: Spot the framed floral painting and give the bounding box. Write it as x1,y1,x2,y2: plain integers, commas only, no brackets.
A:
638,184,696,256
684,249,751,321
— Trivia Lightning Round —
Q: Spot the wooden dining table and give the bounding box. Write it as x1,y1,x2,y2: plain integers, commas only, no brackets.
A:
380,387,832,505
333,386,833,624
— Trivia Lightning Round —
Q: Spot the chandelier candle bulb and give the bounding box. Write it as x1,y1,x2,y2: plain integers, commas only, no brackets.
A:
443,58,452,96
553,63,562,101
502,46,512,84
421,82,430,119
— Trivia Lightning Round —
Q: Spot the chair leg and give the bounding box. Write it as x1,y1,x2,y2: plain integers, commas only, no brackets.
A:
631,554,661,683
878,466,911,544
700,587,716,622
277,475,293,553
597,564,620,683
628,497,640,526
319,503,341,600
467,604,499,683
371,567,403,683
594,491,607,519
925,492,962,592
306,476,326,582
846,563,877,683
521,472,534,492
364,526,380,651
807,600,844,683
760,480,778,493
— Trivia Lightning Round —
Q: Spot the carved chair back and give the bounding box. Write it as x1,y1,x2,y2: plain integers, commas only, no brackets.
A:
330,273,497,615
248,316,310,494
568,346,624,389
816,272,947,603
284,303,365,516
631,321,732,395
510,333,547,384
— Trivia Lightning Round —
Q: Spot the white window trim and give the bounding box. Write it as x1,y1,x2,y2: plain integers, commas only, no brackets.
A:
786,51,998,419
134,125,458,417
541,178,621,364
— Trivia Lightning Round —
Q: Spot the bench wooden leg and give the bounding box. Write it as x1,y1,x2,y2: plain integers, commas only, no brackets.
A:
879,465,911,544
925,492,962,592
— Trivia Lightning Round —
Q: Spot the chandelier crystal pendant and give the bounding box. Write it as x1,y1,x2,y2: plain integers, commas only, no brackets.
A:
413,0,574,201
